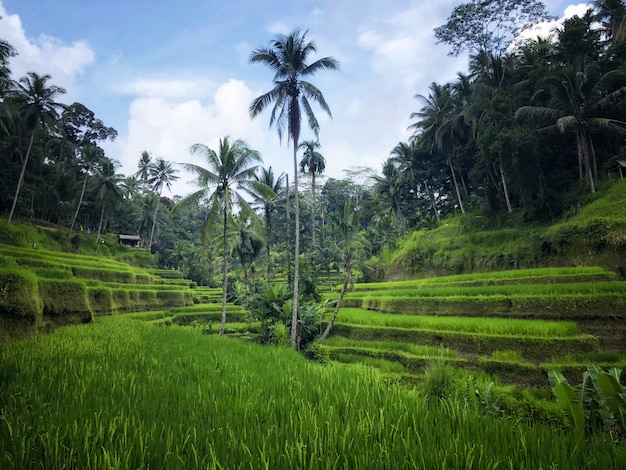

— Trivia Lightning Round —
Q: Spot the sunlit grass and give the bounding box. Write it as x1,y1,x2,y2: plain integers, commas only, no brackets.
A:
1,317,623,469
334,308,580,337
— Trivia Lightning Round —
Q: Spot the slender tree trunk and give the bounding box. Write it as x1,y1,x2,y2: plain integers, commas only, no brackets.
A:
265,212,272,281
70,175,88,234
8,129,35,225
311,173,316,251
291,141,300,350
95,203,106,247
149,189,162,247
220,208,228,335
500,159,513,213
425,181,440,222
285,174,292,286
319,258,351,342
578,128,595,193
448,158,465,214
576,128,584,182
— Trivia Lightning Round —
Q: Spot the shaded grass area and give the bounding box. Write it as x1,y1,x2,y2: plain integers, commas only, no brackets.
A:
1,317,623,469
331,324,599,363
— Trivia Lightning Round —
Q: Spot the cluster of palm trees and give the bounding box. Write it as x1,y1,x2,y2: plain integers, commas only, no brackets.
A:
375,1,626,229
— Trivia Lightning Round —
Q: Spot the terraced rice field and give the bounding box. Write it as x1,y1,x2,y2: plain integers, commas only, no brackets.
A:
134,266,626,390
317,267,626,388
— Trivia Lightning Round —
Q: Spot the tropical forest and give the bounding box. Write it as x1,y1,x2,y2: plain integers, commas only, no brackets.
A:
1,0,626,468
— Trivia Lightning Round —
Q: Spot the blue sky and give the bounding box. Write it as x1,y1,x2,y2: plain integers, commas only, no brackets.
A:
0,0,584,197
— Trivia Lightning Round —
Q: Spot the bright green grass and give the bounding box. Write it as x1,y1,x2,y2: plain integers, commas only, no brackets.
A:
339,281,626,299
346,267,617,291
1,317,623,469
322,336,458,358
334,308,580,337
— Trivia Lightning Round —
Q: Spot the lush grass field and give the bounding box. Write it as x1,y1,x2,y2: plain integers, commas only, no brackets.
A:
334,308,581,337
348,267,619,291
1,317,624,469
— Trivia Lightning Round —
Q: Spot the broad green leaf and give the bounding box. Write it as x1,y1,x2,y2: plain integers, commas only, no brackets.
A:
549,370,585,435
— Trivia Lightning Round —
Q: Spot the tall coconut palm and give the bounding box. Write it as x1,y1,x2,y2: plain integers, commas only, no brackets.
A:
134,151,152,192
177,137,260,335
372,159,407,234
70,144,103,234
249,29,339,349
7,72,66,224
91,157,123,245
410,82,466,214
299,139,325,251
247,166,284,280
148,158,179,248
516,60,626,193
318,197,358,342
391,140,441,222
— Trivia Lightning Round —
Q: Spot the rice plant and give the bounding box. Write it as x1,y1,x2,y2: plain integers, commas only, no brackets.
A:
334,308,580,337
1,317,624,469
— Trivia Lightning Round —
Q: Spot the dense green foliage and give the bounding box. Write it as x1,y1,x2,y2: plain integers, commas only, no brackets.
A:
1,318,625,469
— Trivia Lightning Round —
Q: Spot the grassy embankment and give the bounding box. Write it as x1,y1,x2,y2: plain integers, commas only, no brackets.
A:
374,179,626,280
1,317,624,469
0,222,203,341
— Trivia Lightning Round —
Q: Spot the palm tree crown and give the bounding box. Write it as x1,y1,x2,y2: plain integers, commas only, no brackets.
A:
177,137,260,335
8,72,66,224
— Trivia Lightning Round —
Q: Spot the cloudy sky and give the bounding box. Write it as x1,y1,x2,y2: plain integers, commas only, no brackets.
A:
0,0,587,197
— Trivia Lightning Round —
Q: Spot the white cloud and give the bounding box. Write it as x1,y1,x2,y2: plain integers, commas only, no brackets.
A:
116,75,217,100
513,3,594,46
106,78,286,197
0,6,94,101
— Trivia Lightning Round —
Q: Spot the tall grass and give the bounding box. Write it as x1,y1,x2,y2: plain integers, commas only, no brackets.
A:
1,317,623,469
334,308,580,337
348,266,618,291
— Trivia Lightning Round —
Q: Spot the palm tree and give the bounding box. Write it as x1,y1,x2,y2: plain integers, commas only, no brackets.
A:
134,151,152,192
70,144,103,234
230,211,264,286
91,157,123,245
390,140,441,222
516,60,626,193
249,29,339,349
372,159,407,233
177,137,260,335
7,72,66,224
410,82,466,214
318,197,358,342
148,158,179,248
247,166,284,280
299,139,326,251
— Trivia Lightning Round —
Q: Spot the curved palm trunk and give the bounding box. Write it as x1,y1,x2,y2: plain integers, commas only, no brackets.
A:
291,142,300,350
499,159,513,213
148,189,162,248
220,208,228,335
96,203,106,248
448,158,465,214
578,127,596,194
7,129,35,225
70,175,88,234
319,258,351,342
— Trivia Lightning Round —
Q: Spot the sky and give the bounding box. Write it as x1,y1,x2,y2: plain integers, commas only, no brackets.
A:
0,0,589,198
